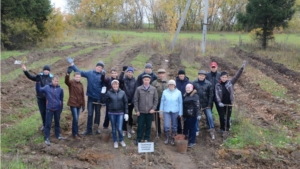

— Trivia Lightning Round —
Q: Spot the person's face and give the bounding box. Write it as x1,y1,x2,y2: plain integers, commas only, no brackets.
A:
221,75,228,82
168,84,175,90
143,78,151,86
95,66,103,73
74,74,81,82
112,82,119,90
145,68,152,74
198,74,206,81
52,78,59,86
158,73,165,80
210,66,218,72
126,71,133,78
111,71,117,78
43,70,50,75
186,86,192,93
179,74,185,80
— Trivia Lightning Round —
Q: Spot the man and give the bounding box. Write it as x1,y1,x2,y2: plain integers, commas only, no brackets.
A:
152,69,168,137
22,64,53,131
134,74,158,145
67,57,105,135
119,66,137,138
206,62,221,112
175,69,191,134
136,63,157,86
193,70,215,139
36,76,64,146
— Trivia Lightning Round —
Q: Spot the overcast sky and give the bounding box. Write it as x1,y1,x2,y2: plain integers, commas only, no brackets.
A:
51,0,67,12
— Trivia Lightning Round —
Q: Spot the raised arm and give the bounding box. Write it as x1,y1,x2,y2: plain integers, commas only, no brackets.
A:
231,61,246,85
72,65,89,78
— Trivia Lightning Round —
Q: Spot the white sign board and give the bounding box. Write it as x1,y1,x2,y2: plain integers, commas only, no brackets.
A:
138,142,154,153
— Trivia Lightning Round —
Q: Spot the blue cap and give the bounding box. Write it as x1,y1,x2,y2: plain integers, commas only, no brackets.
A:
127,67,134,73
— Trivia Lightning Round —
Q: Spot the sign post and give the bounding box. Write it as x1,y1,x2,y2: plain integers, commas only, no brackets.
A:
138,142,154,168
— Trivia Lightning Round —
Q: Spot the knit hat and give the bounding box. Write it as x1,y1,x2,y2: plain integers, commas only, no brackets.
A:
145,63,152,69
127,67,134,73
210,62,218,68
186,84,193,90
198,70,206,75
111,79,119,85
142,74,151,79
43,65,51,71
178,69,185,75
96,61,104,68
220,71,228,77
168,80,176,86
157,69,166,73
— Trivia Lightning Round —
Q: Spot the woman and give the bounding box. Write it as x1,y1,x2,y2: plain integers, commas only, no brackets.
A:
65,68,85,140
159,80,182,145
105,80,128,148
183,84,200,148
215,61,246,135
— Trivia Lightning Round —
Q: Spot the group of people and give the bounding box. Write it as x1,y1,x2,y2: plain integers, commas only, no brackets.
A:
22,56,246,148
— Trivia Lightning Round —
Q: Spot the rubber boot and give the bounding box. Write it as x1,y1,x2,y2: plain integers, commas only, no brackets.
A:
170,132,176,146
164,132,169,145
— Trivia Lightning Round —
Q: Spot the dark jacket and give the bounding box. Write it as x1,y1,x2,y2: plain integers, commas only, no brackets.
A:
206,71,221,91
192,79,213,108
215,67,244,104
105,89,128,114
175,76,191,97
134,85,158,114
72,65,104,99
183,90,201,118
119,72,136,104
65,74,85,108
136,72,157,87
103,76,118,91
36,83,64,111
151,78,168,103
24,71,53,99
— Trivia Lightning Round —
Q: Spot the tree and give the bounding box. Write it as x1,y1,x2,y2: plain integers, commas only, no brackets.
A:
237,0,296,49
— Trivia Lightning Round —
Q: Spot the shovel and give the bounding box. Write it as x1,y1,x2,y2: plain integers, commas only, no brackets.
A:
154,111,163,146
223,104,233,141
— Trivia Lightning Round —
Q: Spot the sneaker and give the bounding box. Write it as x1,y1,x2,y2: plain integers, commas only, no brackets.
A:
123,131,126,137
95,129,101,134
120,141,126,147
130,129,135,134
188,143,196,148
212,134,215,140
196,132,199,136
57,134,66,140
40,126,45,131
81,131,92,135
114,142,118,149
45,138,51,146
127,132,132,138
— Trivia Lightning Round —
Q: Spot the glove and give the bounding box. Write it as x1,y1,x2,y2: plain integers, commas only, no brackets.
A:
81,106,85,112
124,114,129,121
219,103,224,107
67,66,73,74
36,75,41,82
122,66,128,71
67,56,74,65
242,60,247,69
101,70,106,76
197,115,201,121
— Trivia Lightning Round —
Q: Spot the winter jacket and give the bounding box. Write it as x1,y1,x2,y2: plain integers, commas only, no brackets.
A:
192,79,213,108
159,88,183,116
206,71,221,91
136,72,158,87
36,83,64,111
175,76,191,97
119,72,136,104
152,78,168,103
183,90,201,118
134,85,158,114
72,65,104,99
65,74,85,108
24,71,53,99
105,89,128,114
215,67,244,104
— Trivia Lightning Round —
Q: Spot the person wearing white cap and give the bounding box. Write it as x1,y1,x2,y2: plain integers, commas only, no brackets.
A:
159,80,183,145
104,79,129,148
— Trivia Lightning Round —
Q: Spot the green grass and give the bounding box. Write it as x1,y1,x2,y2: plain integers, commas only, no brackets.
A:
60,45,73,50
257,78,288,98
182,60,199,80
130,53,149,69
1,56,61,82
70,46,100,58
102,47,124,64
1,104,38,124
1,50,29,60
1,158,38,169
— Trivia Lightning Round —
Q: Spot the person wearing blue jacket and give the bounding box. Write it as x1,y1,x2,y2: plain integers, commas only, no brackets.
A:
67,57,105,135
36,76,64,146
159,80,183,145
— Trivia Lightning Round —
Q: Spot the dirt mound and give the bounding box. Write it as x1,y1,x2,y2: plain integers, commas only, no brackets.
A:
78,149,114,165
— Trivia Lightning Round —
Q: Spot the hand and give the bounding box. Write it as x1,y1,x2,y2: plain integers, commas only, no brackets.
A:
36,75,41,82
81,106,85,112
124,114,129,121
219,103,224,107
242,60,247,69
122,66,128,71
149,109,155,114
159,114,163,119
22,64,27,71
67,56,74,65
67,66,73,74
101,70,106,76
197,116,201,121
136,112,140,116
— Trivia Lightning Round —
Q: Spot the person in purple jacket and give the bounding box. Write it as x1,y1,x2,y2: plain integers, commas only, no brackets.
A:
36,76,64,146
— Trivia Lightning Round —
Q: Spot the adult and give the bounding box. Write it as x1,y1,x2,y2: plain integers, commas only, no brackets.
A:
175,69,191,134
206,62,221,112
36,76,64,146
183,84,201,148
134,74,158,145
136,63,157,86
65,68,85,140
22,64,53,131
159,80,182,145
192,70,215,139
151,69,168,137
216,61,246,134
119,66,136,138
105,80,128,148
67,57,105,135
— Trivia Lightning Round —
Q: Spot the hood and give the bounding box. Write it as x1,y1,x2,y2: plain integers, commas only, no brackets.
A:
183,89,197,97
39,72,53,78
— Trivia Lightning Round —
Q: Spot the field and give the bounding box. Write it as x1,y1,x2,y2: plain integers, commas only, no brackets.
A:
1,29,300,168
